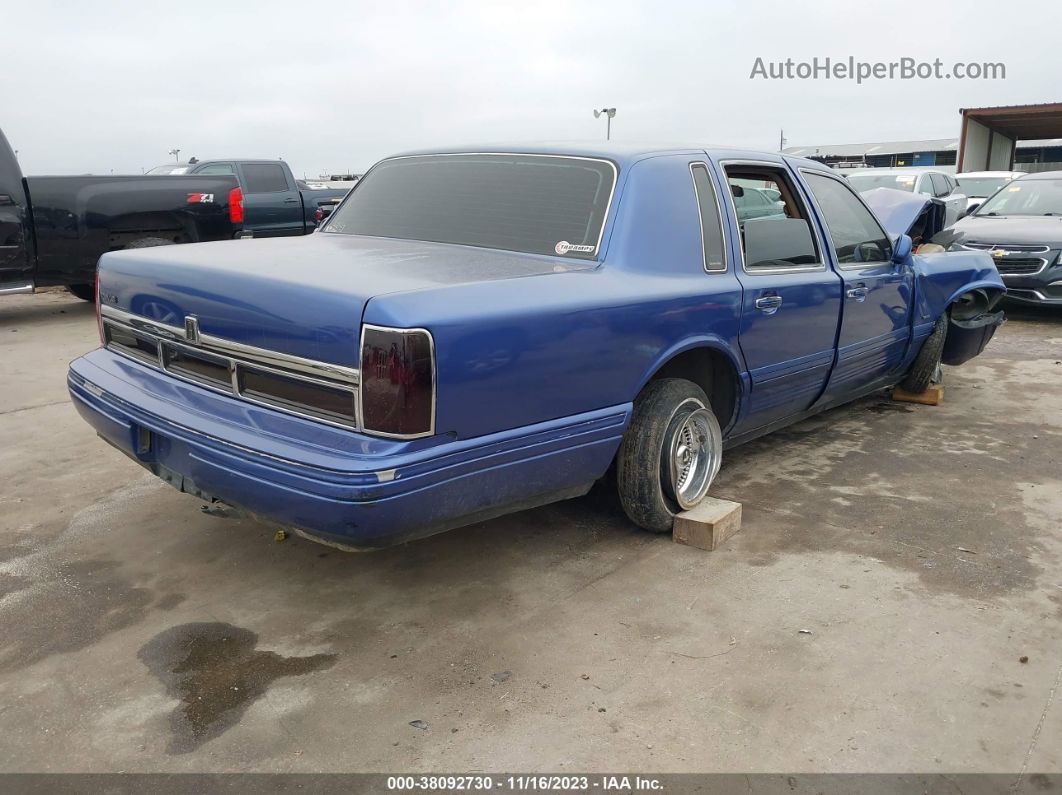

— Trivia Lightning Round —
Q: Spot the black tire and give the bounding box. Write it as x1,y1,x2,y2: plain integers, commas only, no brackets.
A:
124,237,175,249
901,314,947,393
616,378,721,533
66,283,95,301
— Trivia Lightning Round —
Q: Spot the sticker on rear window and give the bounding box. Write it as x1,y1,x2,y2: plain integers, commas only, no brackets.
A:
555,240,595,255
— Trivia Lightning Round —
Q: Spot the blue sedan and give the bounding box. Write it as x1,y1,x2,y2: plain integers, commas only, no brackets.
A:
69,144,1005,549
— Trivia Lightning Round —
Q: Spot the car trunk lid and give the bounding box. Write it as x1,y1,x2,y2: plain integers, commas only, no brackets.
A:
99,233,592,368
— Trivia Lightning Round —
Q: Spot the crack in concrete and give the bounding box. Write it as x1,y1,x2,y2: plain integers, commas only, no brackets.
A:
1015,659,1062,792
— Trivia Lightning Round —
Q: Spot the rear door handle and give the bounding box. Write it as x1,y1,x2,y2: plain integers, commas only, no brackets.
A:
846,285,869,302
754,294,783,314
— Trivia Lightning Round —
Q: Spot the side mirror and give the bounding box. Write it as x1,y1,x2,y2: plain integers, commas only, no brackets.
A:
731,184,745,198
892,234,913,264
963,202,982,218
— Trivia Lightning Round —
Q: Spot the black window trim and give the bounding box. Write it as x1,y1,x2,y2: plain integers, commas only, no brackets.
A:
719,158,826,275
689,161,728,274
799,167,894,271
323,151,619,259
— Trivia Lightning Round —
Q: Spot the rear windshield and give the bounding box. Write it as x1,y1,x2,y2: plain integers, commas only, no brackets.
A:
954,176,1013,197
324,154,616,259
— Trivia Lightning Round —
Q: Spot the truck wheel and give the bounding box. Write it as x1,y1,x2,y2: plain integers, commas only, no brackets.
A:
124,237,175,249
616,378,723,533
900,314,947,393
67,284,95,301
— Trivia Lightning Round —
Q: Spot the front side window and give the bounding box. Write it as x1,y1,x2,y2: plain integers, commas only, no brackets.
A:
930,173,950,197
976,178,1062,216
804,172,892,265
242,163,289,193
725,166,818,270
690,164,726,272
325,154,616,259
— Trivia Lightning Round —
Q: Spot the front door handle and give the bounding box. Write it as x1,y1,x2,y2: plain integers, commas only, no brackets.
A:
283,197,299,204
754,294,783,315
846,285,869,302
0,194,14,206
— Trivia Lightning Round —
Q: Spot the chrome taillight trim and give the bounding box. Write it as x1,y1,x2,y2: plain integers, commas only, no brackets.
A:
358,323,437,440
100,307,360,432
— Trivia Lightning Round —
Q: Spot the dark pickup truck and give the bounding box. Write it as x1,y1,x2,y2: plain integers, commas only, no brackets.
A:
148,159,349,237
0,128,243,300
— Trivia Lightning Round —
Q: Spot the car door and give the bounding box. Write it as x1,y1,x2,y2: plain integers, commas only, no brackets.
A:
718,159,843,431
236,162,303,237
800,169,914,403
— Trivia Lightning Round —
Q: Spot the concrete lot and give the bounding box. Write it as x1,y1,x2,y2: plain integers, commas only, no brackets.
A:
0,290,1060,774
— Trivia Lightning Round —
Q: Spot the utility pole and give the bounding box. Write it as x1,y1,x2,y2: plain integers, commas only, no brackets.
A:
779,129,786,152
593,108,617,140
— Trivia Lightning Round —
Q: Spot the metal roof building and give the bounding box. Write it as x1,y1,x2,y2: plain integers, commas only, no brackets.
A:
784,137,1062,171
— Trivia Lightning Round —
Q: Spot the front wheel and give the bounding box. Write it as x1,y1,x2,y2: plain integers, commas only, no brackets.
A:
901,314,947,393
616,378,723,533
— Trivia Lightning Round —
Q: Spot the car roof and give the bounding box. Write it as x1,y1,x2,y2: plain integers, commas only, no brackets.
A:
956,171,1023,178
1016,170,1062,180
845,167,944,175
383,142,830,172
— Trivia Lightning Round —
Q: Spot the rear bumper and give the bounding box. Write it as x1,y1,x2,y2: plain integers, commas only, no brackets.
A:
68,349,628,549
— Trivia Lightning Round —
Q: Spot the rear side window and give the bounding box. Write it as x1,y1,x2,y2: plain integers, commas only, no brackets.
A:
690,164,726,272
242,164,289,193
195,163,235,175
325,154,616,259
803,172,892,265
724,166,819,270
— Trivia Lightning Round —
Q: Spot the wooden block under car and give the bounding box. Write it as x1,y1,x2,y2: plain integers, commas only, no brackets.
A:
673,497,743,551
891,384,945,405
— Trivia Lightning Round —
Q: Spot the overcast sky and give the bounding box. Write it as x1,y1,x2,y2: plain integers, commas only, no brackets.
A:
4,0,1060,177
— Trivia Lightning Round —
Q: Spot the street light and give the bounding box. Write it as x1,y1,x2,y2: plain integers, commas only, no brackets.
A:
593,108,616,140
168,148,181,163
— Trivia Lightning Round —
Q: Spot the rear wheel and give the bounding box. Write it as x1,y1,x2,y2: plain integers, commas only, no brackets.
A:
616,378,723,533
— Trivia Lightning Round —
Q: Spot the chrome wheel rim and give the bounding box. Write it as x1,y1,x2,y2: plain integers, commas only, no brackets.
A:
666,404,722,511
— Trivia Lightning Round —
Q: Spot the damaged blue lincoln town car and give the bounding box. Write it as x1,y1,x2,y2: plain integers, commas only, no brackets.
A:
69,145,1005,549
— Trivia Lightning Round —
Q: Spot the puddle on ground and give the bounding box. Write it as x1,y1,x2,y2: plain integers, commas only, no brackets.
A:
138,622,336,754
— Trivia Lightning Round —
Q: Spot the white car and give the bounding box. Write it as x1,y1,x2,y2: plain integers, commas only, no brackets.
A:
953,171,1025,212
845,168,967,227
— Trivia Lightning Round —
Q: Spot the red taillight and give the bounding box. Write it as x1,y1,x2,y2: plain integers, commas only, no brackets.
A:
228,186,244,225
95,268,103,344
314,207,324,223
360,326,435,437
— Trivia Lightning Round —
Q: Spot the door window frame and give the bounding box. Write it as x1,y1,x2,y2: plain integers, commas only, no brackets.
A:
719,158,827,276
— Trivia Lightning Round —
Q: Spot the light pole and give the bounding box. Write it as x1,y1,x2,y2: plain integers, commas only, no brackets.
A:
168,148,181,163
593,108,616,140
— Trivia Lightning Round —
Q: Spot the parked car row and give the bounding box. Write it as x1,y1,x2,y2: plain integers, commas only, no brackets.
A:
0,128,349,300
68,144,1005,551
845,167,968,227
